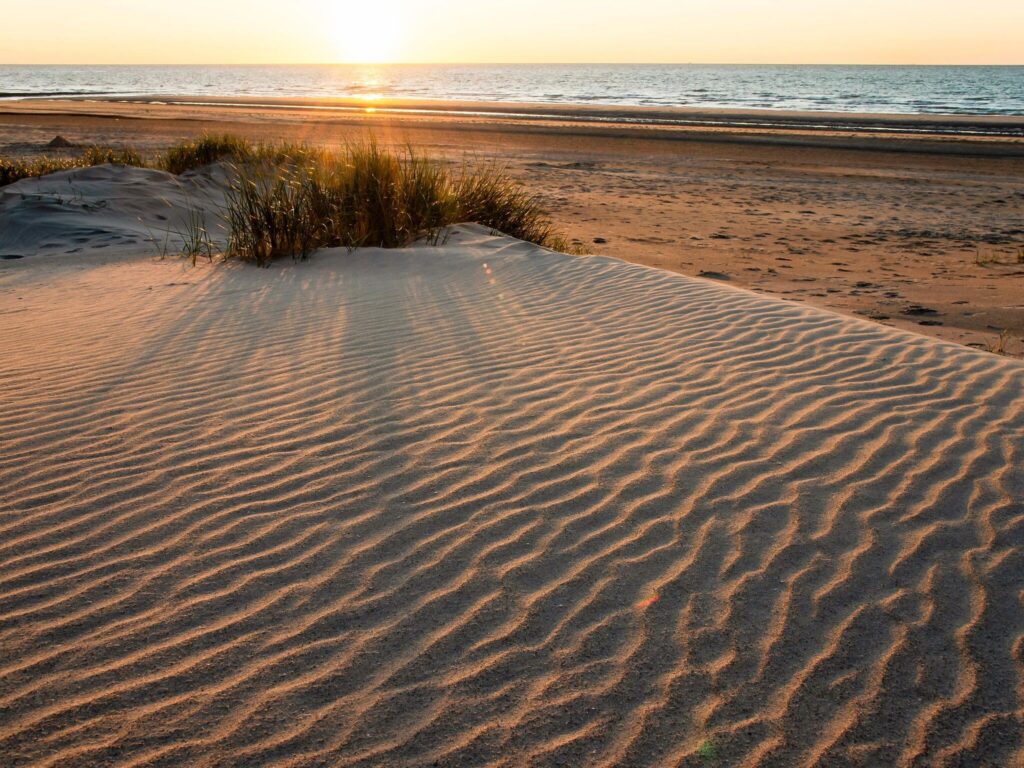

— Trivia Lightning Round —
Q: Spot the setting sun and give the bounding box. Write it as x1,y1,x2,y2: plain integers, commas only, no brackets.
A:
329,1,405,63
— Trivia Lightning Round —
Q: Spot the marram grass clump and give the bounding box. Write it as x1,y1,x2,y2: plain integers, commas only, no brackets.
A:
0,134,578,260
0,156,79,187
161,134,255,175
0,146,142,186
224,142,576,265
81,146,144,167
0,134,242,186
0,134,271,185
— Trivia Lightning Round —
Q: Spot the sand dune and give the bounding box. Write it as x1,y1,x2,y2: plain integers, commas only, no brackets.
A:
1,226,1023,767
0,164,228,259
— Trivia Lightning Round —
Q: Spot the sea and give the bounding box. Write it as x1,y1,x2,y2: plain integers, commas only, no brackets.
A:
1,64,1022,116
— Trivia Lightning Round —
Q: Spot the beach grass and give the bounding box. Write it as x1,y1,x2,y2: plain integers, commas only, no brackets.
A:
0,134,576,260
224,141,575,265
0,146,143,187
161,134,255,175
81,146,144,167
0,156,78,187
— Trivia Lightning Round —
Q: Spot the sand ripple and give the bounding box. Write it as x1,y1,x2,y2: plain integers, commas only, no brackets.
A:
1,226,1022,767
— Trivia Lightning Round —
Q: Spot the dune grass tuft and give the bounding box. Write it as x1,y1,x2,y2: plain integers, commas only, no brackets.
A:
161,134,254,175
81,145,144,167
224,142,575,265
0,133,577,260
454,164,574,252
0,156,79,187
0,146,143,187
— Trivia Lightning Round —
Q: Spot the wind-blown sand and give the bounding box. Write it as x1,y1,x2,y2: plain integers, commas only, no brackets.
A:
2,212,1023,765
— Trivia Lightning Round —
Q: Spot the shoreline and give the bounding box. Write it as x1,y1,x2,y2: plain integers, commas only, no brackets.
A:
2,96,1024,155
119,96,1024,137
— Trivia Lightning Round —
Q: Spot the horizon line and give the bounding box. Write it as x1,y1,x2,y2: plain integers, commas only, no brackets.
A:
4,61,1024,68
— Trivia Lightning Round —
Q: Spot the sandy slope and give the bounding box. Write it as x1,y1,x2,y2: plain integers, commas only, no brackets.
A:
1,226,1023,767
0,164,229,259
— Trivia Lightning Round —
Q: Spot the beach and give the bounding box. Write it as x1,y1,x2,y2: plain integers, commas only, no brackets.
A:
1,94,1024,767
2,97,1022,356
2,222,1023,766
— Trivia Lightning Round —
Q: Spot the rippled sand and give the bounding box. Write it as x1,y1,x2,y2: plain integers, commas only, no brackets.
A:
1,226,1022,767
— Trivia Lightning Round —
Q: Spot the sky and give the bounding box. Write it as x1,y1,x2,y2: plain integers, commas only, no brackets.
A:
2,0,1022,65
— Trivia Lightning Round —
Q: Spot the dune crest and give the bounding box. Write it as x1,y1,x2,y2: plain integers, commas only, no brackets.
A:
1,227,1022,767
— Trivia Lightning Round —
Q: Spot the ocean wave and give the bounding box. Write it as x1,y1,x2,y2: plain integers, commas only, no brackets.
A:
1,65,1022,116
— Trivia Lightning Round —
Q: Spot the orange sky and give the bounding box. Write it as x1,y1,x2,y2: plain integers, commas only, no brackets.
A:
2,0,1022,65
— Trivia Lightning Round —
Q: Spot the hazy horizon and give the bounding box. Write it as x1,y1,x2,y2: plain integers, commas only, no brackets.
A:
5,62,1024,67
2,0,1022,66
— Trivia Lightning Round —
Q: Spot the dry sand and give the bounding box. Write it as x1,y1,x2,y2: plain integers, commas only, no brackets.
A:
0,164,229,259
2,97,1022,357
2,209,1024,766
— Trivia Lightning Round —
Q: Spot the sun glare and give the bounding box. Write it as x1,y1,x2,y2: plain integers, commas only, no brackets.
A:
330,2,405,63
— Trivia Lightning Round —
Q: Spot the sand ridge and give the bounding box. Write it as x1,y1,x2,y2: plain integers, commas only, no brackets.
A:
1,228,1023,766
